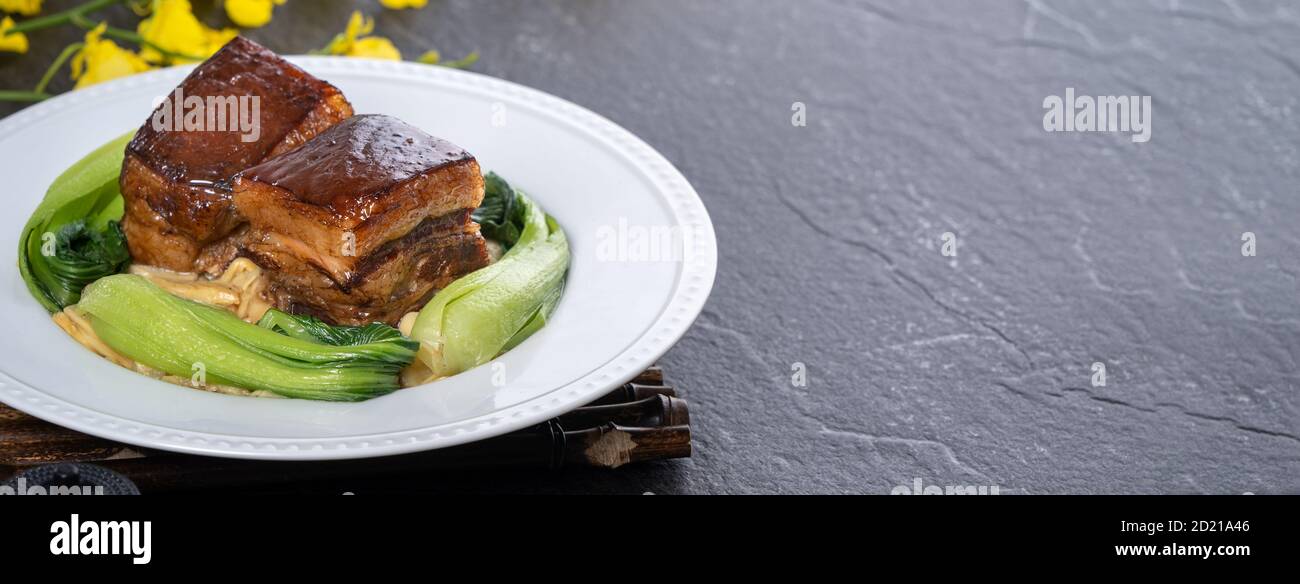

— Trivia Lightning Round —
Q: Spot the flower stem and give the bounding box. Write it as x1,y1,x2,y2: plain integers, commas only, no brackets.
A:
34,42,84,95
71,14,204,62
0,90,52,102
438,51,480,69
5,0,125,36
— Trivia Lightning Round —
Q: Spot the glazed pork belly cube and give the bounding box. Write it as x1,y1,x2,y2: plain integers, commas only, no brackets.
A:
232,114,490,325
258,226,491,326
120,36,353,272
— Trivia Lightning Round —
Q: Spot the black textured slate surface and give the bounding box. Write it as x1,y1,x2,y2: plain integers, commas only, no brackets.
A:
2,0,1297,494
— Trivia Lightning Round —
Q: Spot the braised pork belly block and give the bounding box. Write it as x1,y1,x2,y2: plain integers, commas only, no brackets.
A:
120,36,353,271
232,114,490,325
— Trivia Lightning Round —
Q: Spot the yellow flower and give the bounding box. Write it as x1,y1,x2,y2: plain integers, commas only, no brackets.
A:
323,11,401,60
0,0,41,16
71,23,153,88
225,0,284,29
0,16,27,53
379,0,427,8
138,0,238,64
349,36,400,60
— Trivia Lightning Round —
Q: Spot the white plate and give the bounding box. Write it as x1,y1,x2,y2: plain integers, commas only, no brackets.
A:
0,58,716,460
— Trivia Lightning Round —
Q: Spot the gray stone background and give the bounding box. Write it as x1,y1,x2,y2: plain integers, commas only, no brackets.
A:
2,0,1297,494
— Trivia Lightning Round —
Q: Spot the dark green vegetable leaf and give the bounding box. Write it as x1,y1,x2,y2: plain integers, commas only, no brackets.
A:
20,132,134,312
39,219,131,308
257,309,417,351
473,171,524,248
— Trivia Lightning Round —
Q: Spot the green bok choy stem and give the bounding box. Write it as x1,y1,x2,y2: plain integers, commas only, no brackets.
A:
410,177,569,378
19,132,133,312
77,275,417,401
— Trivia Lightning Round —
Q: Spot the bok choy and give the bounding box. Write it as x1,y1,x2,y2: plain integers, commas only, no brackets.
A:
473,172,523,246
410,174,569,378
77,275,417,401
19,133,134,312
